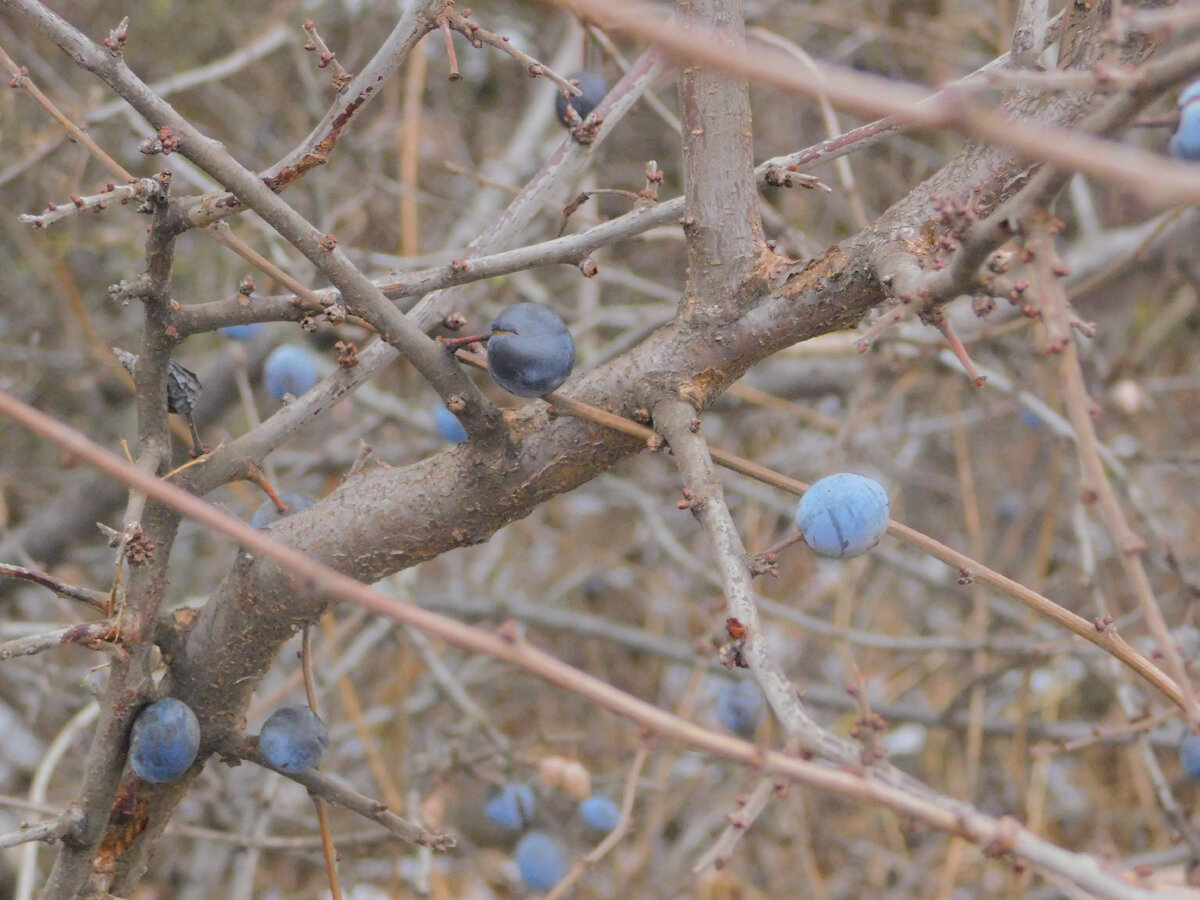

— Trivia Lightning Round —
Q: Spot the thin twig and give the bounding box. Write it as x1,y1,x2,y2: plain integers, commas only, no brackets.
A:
0,619,122,662
692,776,778,873
0,815,74,851
0,39,134,181
0,387,1174,899
440,7,581,96
0,563,108,610
299,628,343,899
546,745,649,899
235,743,453,850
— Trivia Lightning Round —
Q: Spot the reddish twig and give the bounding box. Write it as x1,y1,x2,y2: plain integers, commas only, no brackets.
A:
302,18,352,91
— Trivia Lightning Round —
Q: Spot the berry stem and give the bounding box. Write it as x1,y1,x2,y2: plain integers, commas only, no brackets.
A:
439,332,491,352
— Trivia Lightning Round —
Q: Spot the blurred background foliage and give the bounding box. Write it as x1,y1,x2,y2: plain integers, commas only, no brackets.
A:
2,0,1200,896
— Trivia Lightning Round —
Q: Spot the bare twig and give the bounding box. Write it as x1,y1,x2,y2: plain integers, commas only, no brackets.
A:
300,627,343,900
0,619,121,662
0,815,75,851
17,175,169,229
692,776,777,873
234,743,453,850
302,18,352,91
0,386,1176,899
546,745,649,899
439,6,581,96
0,39,133,180
532,383,1185,710
0,562,108,610
1027,215,1200,724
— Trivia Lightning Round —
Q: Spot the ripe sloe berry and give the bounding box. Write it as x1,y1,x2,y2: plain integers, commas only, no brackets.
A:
259,705,329,773
263,344,318,400
514,830,569,890
579,793,621,832
1172,80,1200,161
1181,730,1200,782
484,782,536,830
129,697,201,783
487,302,575,397
716,680,766,738
795,473,890,558
221,323,265,340
251,493,316,529
555,70,608,126
433,404,468,443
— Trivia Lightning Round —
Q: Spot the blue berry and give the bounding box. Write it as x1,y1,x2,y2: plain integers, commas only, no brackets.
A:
259,705,329,773
487,303,575,397
1181,79,1200,109
514,830,569,890
484,782,536,830
578,793,621,832
1181,731,1200,782
220,323,265,340
129,697,201,783
716,681,766,738
555,70,608,126
251,492,316,529
263,344,318,400
1173,109,1200,162
795,473,890,559
1018,407,1045,430
433,404,468,443
1172,80,1200,161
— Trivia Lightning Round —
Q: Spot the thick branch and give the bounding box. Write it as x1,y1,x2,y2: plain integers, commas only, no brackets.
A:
676,0,764,311
0,388,1169,900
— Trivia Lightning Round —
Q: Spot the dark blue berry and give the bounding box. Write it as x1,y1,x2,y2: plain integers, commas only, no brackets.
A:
251,493,316,529
259,705,329,773
487,303,575,397
514,830,569,890
578,793,621,832
1019,406,1045,430
433,404,468,443
221,323,265,340
555,71,608,126
795,473,889,558
129,697,201,783
1181,730,1200,782
263,344,318,400
716,681,765,738
484,782,536,830
1172,80,1200,161
1173,106,1200,161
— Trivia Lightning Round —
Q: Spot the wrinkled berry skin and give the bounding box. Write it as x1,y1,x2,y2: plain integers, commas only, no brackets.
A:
515,830,569,890
259,705,329,773
716,681,766,738
579,793,621,832
795,473,890,558
251,493,316,529
263,344,318,400
221,323,265,340
555,70,608,126
484,782,537,830
1172,81,1200,161
129,697,201,784
433,404,468,443
487,303,575,397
